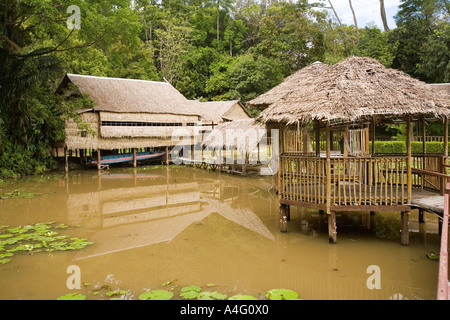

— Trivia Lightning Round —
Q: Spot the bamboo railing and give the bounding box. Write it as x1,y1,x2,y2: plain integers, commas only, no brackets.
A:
279,155,410,207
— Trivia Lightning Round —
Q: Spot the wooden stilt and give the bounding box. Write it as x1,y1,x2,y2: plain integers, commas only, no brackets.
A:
328,211,337,244
401,211,410,245
419,209,425,223
286,205,290,221
97,149,101,170
165,146,169,165
280,204,288,233
133,148,137,168
64,147,69,173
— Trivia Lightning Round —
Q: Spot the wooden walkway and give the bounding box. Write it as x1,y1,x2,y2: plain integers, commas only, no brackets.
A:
410,188,449,300
412,189,446,217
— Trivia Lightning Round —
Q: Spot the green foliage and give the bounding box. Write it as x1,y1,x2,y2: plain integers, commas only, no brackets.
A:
370,141,450,154
2,0,447,178
390,0,450,82
139,290,174,300
265,288,300,300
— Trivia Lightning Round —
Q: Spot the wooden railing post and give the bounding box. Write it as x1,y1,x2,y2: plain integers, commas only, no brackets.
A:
326,124,332,215
437,180,449,300
406,116,412,204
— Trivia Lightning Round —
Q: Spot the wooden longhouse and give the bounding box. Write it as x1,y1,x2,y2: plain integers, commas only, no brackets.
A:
56,74,251,170
247,56,450,245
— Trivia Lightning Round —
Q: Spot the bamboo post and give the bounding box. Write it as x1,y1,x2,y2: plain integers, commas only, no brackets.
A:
371,117,376,155
133,148,137,168
444,117,449,157
315,121,320,156
406,116,412,204
344,126,349,158
442,117,449,194
326,123,332,214
97,149,101,170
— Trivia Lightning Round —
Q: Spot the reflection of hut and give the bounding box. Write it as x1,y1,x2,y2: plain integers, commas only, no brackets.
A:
247,56,450,245
71,173,274,260
56,74,251,170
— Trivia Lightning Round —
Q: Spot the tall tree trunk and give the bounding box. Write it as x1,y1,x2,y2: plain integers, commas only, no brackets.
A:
379,0,390,32
217,3,220,41
348,0,359,44
327,0,355,46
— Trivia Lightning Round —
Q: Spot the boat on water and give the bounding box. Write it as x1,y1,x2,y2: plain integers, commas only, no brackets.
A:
89,151,166,165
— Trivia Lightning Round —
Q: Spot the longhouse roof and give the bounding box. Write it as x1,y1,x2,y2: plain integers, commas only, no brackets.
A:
57,74,198,116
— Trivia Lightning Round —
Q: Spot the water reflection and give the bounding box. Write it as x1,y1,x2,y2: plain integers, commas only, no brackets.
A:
68,167,275,260
0,166,443,300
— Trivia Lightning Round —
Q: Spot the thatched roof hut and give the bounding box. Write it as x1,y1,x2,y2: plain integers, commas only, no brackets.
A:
56,74,196,116
248,56,450,126
58,74,252,151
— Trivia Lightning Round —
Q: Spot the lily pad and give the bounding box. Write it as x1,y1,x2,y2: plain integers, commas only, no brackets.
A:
228,294,258,300
181,285,201,293
197,291,214,300
265,289,299,300
0,222,93,265
180,285,202,299
139,290,174,300
56,293,86,300
106,289,129,297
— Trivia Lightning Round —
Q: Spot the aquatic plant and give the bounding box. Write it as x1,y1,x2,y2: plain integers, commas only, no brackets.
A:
228,294,258,300
0,189,40,199
106,289,129,297
426,252,440,260
139,290,174,300
56,293,86,300
179,285,202,299
197,291,228,300
0,222,93,265
265,289,299,300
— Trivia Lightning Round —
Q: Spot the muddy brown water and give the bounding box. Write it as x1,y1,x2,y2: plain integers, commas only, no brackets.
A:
0,165,442,300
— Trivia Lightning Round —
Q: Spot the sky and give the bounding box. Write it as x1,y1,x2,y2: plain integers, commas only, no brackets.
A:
309,0,402,30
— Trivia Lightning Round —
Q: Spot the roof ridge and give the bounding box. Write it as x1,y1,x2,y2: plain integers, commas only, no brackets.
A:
67,73,170,85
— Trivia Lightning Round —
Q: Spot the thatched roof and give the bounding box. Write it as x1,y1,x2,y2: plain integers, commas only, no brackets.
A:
56,74,198,116
202,119,266,151
249,57,450,125
247,61,329,111
429,83,450,96
189,100,252,122
57,74,252,123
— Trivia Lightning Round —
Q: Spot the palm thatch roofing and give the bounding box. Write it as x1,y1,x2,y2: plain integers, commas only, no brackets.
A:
57,74,253,124
189,100,252,122
202,119,266,151
56,73,198,116
248,56,450,126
